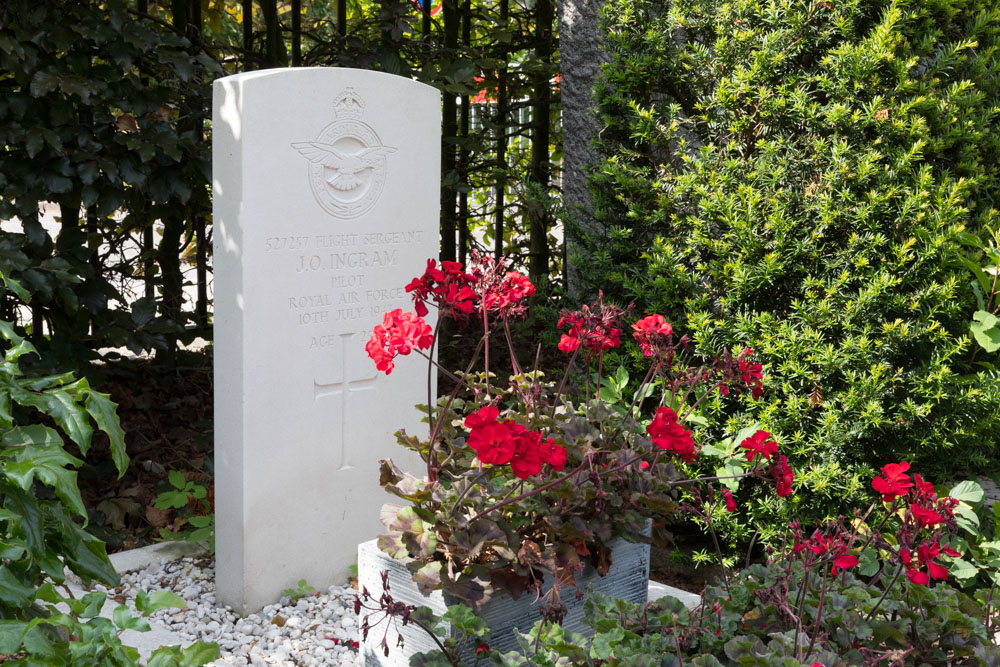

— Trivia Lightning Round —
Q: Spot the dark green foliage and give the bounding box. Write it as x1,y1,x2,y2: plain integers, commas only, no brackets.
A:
0,296,218,664
576,0,1000,526
0,0,218,369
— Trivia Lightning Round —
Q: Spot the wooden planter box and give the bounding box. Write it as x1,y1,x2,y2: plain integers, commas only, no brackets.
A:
357,535,650,666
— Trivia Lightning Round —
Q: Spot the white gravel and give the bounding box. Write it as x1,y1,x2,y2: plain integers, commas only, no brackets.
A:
98,555,362,666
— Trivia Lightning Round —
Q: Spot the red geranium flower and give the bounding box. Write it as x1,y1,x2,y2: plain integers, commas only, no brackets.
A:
769,455,794,497
464,405,500,430
405,259,479,320
365,309,434,375
646,407,697,463
722,488,737,512
872,462,913,503
740,429,778,463
737,348,764,399
631,314,673,357
557,297,625,355
909,504,944,528
832,553,859,575
467,421,517,465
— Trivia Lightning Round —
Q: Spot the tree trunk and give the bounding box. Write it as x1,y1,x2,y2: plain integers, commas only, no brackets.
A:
493,0,508,262
261,0,287,68
439,0,459,262
528,0,553,285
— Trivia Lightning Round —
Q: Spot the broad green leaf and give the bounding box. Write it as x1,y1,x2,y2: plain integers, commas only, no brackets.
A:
953,503,980,535
86,390,128,476
7,444,86,517
177,641,221,666
137,589,186,616
1,424,62,449
943,557,977,583
699,443,727,458
0,620,27,654
716,460,744,491
949,480,985,505
971,311,1000,353
0,567,36,606
44,388,93,454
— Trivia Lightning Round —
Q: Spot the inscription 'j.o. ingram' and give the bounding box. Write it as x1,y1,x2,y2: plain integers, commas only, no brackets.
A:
292,88,396,220
296,250,397,272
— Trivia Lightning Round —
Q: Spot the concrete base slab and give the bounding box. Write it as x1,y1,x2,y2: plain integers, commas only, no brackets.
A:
648,580,701,609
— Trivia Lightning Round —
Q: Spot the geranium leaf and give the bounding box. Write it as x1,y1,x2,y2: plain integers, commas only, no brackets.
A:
948,480,985,505
410,561,442,594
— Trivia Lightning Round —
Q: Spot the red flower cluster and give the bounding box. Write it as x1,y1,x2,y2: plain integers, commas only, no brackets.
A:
631,314,673,358
792,528,859,575
467,252,535,319
716,347,764,399
872,461,915,503
869,462,960,586
740,430,778,463
556,298,625,354
646,407,697,463
484,272,534,315
737,348,764,399
769,455,794,497
405,259,478,320
464,406,567,479
365,309,434,375
901,541,960,586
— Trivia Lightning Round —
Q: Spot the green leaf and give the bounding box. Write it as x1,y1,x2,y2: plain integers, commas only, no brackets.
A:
86,390,128,476
949,481,985,505
716,460,744,492
0,621,28,654
943,557,977,583
0,567,36,606
169,469,187,489
7,443,86,516
1,424,62,449
137,590,186,616
971,311,1000,353
954,503,981,535
177,641,221,666
44,388,93,454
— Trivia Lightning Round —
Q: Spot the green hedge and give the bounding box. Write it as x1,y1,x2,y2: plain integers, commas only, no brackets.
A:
574,0,1000,530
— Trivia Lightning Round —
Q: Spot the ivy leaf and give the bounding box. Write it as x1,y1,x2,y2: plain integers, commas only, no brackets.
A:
176,642,222,666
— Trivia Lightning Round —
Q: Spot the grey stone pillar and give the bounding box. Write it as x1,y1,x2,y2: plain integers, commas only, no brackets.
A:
560,0,607,295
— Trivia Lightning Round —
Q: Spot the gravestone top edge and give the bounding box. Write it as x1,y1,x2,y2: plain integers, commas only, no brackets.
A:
214,67,441,95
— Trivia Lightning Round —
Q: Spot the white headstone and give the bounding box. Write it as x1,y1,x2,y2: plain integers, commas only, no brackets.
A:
213,68,439,613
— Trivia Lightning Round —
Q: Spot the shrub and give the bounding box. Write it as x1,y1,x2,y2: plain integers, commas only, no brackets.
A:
574,0,1000,530
0,277,217,664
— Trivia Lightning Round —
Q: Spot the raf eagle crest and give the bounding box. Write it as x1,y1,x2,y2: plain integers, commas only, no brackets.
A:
292,88,396,219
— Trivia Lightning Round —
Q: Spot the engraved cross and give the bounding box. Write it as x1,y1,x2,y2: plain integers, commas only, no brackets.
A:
313,332,377,471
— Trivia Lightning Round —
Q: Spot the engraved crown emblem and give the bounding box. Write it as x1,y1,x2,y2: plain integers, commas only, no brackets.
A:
333,87,364,120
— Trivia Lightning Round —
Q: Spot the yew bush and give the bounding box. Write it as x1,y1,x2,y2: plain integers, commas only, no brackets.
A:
575,0,1000,529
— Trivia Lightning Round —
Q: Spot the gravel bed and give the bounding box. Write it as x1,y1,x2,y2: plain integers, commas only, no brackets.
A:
101,555,362,666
